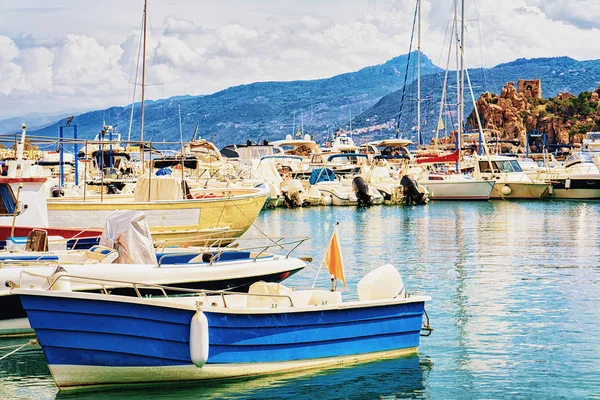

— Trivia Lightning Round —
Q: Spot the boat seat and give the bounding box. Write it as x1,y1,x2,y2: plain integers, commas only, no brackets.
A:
308,290,342,306
84,245,119,264
247,281,296,308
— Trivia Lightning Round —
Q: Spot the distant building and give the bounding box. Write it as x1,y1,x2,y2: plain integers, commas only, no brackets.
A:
517,79,542,99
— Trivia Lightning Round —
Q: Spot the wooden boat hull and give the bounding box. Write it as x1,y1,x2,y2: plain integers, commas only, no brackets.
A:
17,290,428,389
46,188,269,246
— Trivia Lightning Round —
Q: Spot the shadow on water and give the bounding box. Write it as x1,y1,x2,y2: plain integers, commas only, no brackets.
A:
55,355,433,400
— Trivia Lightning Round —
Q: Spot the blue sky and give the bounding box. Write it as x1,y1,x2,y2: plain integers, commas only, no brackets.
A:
1,0,599,119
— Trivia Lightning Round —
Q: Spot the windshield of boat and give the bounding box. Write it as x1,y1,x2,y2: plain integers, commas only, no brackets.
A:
565,152,593,166
479,159,523,173
378,146,410,158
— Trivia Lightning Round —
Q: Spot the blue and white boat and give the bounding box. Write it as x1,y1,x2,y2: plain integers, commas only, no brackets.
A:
13,263,431,390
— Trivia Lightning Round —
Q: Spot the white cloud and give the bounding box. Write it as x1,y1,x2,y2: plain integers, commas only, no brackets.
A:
164,15,203,37
1,0,600,119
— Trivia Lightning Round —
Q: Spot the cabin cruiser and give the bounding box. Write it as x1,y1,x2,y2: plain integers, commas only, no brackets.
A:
326,133,358,153
271,135,322,159
361,139,414,170
473,155,549,199
581,132,600,169
537,152,600,199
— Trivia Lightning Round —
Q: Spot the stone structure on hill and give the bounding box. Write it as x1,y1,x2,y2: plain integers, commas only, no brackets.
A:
517,79,542,98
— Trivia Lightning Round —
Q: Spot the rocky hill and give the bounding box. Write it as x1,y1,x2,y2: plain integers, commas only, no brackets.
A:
467,81,600,146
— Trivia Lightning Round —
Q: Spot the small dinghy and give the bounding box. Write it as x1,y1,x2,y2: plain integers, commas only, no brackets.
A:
11,226,431,390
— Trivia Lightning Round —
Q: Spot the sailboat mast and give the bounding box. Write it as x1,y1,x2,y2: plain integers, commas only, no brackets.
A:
140,0,147,142
417,0,421,146
454,0,461,171
460,0,465,134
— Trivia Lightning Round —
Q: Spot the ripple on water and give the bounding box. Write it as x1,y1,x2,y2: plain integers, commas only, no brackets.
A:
1,201,599,399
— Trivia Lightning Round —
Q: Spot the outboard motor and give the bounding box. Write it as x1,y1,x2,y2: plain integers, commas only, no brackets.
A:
400,175,426,205
352,176,373,207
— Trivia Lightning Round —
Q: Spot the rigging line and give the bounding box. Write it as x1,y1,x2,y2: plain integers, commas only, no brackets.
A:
422,1,455,142
395,0,419,138
147,14,164,98
227,197,279,245
128,10,145,143
473,0,496,93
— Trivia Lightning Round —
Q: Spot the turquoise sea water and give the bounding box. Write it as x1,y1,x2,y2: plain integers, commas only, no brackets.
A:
1,201,599,399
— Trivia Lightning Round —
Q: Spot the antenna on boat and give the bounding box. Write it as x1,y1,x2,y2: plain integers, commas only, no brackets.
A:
191,124,199,142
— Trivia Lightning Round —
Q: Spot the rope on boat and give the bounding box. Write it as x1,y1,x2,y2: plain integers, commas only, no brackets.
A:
227,198,279,246
0,339,38,361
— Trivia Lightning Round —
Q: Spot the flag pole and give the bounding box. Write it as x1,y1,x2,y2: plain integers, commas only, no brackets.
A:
311,222,340,289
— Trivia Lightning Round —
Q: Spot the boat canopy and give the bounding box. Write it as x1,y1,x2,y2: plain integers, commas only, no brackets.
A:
134,174,184,201
309,168,335,185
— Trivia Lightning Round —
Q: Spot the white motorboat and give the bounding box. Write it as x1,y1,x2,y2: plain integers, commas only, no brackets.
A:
473,155,549,199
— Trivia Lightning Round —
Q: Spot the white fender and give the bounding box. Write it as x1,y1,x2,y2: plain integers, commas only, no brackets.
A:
565,178,571,189
189,309,209,368
501,184,512,195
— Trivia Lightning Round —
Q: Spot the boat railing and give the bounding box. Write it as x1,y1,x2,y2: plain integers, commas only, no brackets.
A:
10,271,296,308
0,259,61,269
156,236,310,265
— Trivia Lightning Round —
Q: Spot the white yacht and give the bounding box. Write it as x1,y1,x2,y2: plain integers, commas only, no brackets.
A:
473,155,549,199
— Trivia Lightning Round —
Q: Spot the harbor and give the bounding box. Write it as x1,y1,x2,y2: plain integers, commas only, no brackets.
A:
1,202,599,398
2,0,600,398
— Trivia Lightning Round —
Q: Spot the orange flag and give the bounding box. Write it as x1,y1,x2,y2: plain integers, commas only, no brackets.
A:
324,227,346,288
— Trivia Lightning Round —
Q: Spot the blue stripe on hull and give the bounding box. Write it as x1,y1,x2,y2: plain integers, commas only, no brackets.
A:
20,294,425,368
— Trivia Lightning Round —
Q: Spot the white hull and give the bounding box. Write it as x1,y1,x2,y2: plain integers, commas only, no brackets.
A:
548,188,600,199
422,180,493,200
50,347,417,389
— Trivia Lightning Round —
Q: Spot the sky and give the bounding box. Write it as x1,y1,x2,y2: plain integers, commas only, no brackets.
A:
1,0,600,119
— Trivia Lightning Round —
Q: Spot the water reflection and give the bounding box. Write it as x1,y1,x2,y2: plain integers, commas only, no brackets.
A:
55,356,431,400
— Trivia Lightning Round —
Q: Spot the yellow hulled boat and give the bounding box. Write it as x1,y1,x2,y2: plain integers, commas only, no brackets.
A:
47,175,269,246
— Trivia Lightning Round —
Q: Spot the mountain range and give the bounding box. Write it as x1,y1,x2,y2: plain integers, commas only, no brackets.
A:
11,53,600,148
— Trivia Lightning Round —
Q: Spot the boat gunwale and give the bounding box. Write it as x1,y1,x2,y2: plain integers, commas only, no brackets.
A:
13,288,430,315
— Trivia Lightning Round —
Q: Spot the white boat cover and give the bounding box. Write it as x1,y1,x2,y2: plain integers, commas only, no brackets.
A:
134,174,184,202
99,210,157,265
253,159,283,184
